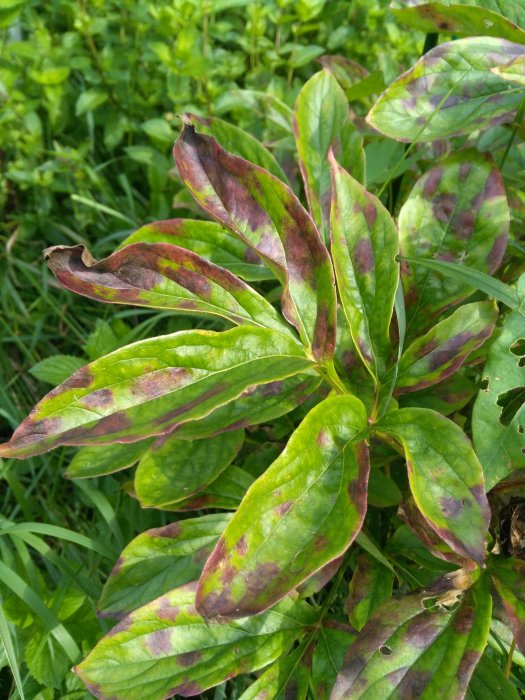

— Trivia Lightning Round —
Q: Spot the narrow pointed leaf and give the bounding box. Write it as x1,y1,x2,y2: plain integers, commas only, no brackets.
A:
332,577,492,699
75,583,318,700
66,439,154,479
394,301,498,394
98,514,231,619
367,37,524,142
377,408,490,563
0,327,312,458
490,557,525,653
294,69,364,238
467,653,520,700
197,395,369,619
344,553,394,632
312,621,356,700
135,430,243,509
173,120,336,360
330,155,399,379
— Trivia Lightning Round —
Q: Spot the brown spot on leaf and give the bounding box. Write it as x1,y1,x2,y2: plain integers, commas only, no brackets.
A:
353,238,374,274
177,650,202,667
275,500,293,516
146,628,172,656
423,168,443,198
363,202,377,228
487,233,507,273
433,193,457,223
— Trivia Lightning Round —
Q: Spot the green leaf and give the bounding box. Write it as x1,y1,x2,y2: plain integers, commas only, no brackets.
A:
472,304,525,489
98,514,231,619
294,70,365,238
75,584,318,700
377,408,490,563
344,553,394,632
0,327,312,458
173,119,336,361
29,355,86,386
318,55,369,93
45,243,292,335
29,66,70,85
493,52,525,85
394,301,498,394
490,556,525,653
330,155,399,379
75,89,108,116
311,621,356,699
135,430,243,509
172,465,254,512
367,37,524,142
399,151,509,330
239,644,310,700
66,440,153,479
141,118,174,145
197,395,369,619
466,652,520,700
332,576,492,699
398,371,477,416
119,218,272,282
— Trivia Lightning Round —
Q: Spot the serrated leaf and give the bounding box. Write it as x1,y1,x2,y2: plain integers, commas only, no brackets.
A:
75,584,318,700
377,408,490,563
66,440,153,479
332,577,492,699
490,556,525,653
394,301,498,394
294,70,365,239
29,355,86,386
399,152,509,330
173,120,336,361
98,514,231,619
344,553,394,632
45,243,292,335
330,155,399,379
0,327,312,458
135,430,243,509
367,37,524,142
197,396,369,619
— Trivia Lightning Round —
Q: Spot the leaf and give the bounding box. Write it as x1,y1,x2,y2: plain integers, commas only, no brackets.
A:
97,514,231,619
493,52,525,85
399,152,509,329
75,89,108,116
367,37,525,142
238,645,310,700
391,1,525,44
294,70,365,238
171,465,253,512
297,557,343,598
311,621,356,699
490,556,525,653
377,408,490,564
394,301,498,394
472,304,525,489
398,371,477,415
330,154,399,379
317,55,369,92
135,430,243,509
75,583,318,700
29,355,86,386
119,218,272,282
66,440,154,479
45,243,292,335
344,553,394,632
173,119,336,361
0,327,312,458
466,652,520,700
332,576,492,699
197,395,369,619
367,469,403,508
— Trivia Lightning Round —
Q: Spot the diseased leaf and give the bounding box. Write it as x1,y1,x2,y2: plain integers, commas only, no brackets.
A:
394,301,498,394
332,576,492,699
377,408,490,564
66,440,154,479
297,557,343,598
75,583,318,700
134,430,243,509
344,553,394,632
399,152,509,330
119,218,271,282
0,327,312,458
367,37,525,142
311,621,356,700
239,645,310,700
197,396,369,619
398,371,477,416
490,556,525,653
330,155,399,379
472,304,525,489
97,514,231,620
170,465,254,512
317,55,369,92
493,53,525,84
294,70,365,238
173,120,337,361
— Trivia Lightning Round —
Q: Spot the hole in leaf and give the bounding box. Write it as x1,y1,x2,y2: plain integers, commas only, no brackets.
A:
510,339,525,357
497,387,525,427
519,425,524,434
461,498,471,508
480,378,489,391
379,645,393,656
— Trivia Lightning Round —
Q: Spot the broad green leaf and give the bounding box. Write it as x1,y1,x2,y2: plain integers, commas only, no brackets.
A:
317,55,369,92
311,621,356,700
344,553,394,631
45,243,292,335
186,112,289,183
399,371,477,415
367,37,525,142
493,53,525,85
332,577,492,699
119,219,272,282
75,89,108,116
472,305,525,489
391,1,525,43
197,396,369,618
490,557,525,653
66,440,154,479
239,645,310,700
29,354,85,386
294,70,365,238
466,652,520,700
29,66,70,85
75,584,318,700
98,514,231,619
0,327,312,458
173,120,336,361
171,465,253,512
330,155,399,379
399,152,509,330
367,469,403,507
135,430,243,509
394,301,498,394
297,557,343,598
377,408,490,563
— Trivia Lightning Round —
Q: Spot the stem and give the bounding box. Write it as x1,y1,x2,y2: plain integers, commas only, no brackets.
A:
505,637,516,678
317,360,348,394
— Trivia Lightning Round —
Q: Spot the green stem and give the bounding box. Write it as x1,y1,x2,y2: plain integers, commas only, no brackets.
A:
317,360,348,394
